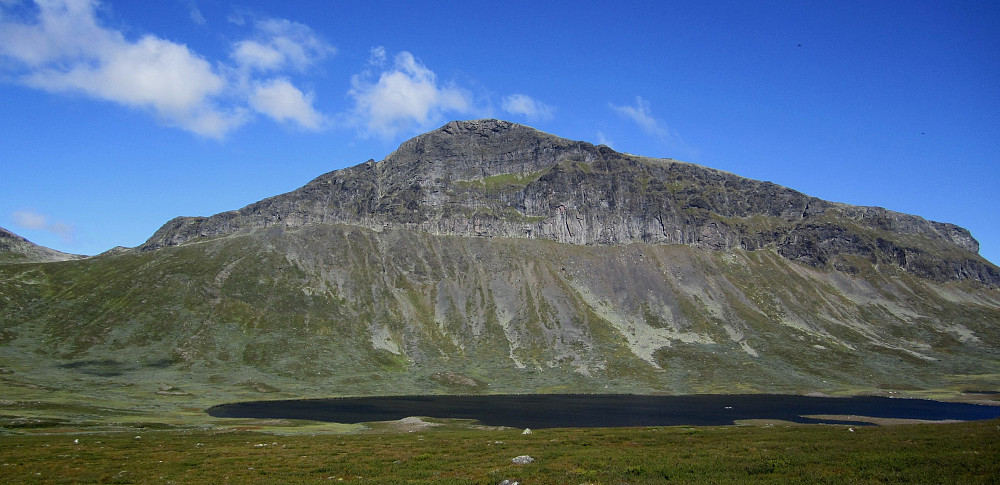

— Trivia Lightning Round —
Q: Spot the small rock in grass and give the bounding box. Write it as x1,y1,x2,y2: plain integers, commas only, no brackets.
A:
511,455,534,465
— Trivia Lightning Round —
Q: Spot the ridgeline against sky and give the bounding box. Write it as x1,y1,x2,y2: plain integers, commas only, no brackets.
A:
1,1,998,264
2,119,999,405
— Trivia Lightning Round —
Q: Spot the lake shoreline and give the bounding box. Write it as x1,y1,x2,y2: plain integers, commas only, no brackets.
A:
206,393,1000,428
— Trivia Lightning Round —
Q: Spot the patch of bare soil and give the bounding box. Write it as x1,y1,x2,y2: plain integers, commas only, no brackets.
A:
385,416,442,432
802,415,964,426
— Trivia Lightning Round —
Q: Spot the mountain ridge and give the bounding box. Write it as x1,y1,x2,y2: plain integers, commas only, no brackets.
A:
139,119,995,286
2,120,1000,424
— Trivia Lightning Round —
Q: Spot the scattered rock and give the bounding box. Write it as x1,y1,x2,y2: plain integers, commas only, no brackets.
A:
522,428,532,435
241,380,280,393
252,382,280,393
387,416,441,432
155,385,191,396
431,371,483,388
511,455,535,465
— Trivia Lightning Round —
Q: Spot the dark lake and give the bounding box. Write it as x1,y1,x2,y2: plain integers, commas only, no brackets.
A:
206,394,1000,428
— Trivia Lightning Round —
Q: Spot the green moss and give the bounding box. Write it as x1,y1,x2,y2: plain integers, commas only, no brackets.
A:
3,222,999,420
3,422,999,483
455,168,550,192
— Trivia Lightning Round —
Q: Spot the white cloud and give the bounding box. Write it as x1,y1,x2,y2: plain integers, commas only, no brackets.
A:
0,0,243,138
0,0,333,138
250,77,323,129
23,35,246,137
12,209,47,229
12,209,74,242
232,39,284,71
0,0,119,67
347,49,471,138
502,94,553,122
231,17,335,73
609,96,669,138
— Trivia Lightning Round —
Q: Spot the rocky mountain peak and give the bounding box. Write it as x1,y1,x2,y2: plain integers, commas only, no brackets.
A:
439,118,519,135
378,118,584,181
138,120,998,286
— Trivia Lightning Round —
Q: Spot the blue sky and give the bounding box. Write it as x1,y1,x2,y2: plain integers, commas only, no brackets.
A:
2,1,998,265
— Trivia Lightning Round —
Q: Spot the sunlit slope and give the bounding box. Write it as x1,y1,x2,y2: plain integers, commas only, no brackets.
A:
3,119,999,415
3,223,998,404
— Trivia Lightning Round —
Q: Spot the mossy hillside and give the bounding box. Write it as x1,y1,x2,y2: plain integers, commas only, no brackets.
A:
1,420,998,484
2,223,1000,427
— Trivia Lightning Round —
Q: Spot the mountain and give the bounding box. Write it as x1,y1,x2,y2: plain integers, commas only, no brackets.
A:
0,226,82,263
142,120,996,286
1,120,999,425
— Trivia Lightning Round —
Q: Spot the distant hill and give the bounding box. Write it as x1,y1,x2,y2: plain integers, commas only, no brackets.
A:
1,120,998,425
0,226,82,263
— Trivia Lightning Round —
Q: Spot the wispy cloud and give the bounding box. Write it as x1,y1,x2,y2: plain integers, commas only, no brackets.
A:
12,209,74,242
502,94,554,122
346,48,471,138
609,96,669,138
596,131,614,148
230,16,336,73
609,96,697,157
188,2,206,26
0,0,334,137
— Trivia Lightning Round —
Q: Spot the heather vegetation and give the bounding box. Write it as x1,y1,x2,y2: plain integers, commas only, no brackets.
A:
1,420,998,484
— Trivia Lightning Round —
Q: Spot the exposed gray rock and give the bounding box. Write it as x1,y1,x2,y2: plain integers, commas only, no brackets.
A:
137,119,997,285
511,455,535,465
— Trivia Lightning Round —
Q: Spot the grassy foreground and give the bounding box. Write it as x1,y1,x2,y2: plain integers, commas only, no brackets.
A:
1,419,998,484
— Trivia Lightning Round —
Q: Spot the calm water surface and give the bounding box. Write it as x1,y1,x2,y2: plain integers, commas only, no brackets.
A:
206,394,1000,428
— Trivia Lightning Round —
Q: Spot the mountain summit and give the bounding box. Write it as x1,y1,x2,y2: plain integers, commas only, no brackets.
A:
143,119,995,285
2,120,999,419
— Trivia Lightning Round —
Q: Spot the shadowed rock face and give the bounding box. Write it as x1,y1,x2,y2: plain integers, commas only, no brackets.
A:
140,119,996,285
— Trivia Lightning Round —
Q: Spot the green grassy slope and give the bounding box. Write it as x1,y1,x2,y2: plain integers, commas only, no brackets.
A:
2,223,998,426
1,420,998,484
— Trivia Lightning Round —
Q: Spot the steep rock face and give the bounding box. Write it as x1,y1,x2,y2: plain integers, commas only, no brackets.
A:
140,119,997,285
